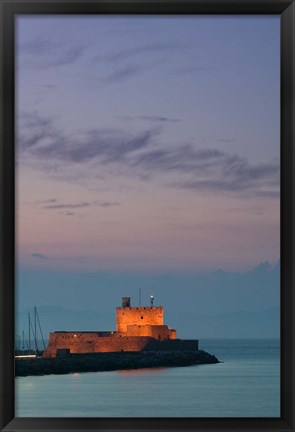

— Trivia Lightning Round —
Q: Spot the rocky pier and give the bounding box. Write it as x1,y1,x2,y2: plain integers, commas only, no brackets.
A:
15,349,219,377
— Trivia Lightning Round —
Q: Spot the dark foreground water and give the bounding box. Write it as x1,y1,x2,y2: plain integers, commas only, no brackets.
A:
15,339,280,417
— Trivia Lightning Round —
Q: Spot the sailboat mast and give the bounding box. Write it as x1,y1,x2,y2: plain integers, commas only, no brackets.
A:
34,306,37,353
28,313,31,351
36,308,46,350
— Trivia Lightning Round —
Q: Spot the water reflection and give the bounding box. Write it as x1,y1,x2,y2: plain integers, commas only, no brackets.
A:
117,367,167,375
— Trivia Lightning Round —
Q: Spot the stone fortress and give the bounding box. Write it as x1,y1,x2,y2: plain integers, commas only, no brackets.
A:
43,296,199,358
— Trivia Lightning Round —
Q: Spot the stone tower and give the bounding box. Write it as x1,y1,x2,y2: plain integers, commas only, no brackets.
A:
116,297,175,340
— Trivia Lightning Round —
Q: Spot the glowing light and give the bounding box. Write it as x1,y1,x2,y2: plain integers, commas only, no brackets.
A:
15,355,37,359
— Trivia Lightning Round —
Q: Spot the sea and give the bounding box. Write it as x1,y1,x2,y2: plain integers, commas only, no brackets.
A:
15,338,280,418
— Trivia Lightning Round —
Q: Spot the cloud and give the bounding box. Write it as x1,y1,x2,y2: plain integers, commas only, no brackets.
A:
20,111,53,131
60,212,75,216
17,112,158,164
36,198,57,204
94,201,120,207
93,42,179,84
172,158,279,197
133,145,225,173
31,253,49,260
132,144,279,197
138,116,180,123
70,128,156,163
17,112,279,199
19,37,85,68
20,38,59,55
104,64,142,83
98,42,178,63
44,202,90,209
46,46,85,68
42,200,120,211
118,115,180,123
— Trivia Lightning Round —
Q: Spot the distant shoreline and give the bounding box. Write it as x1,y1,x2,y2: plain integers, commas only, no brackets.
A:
15,350,219,377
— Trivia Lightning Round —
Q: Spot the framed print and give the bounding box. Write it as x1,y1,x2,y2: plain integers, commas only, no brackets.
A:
0,0,294,431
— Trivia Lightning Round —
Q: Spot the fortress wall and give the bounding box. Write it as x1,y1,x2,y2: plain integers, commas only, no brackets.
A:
43,332,156,358
116,306,164,334
126,324,176,340
43,332,111,358
93,336,154,353
43,332,197,358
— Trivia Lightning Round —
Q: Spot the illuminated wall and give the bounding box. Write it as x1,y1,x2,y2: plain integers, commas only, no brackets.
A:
125,324,176,340
43,332,155,357
43,303,178,358
116,306,164,334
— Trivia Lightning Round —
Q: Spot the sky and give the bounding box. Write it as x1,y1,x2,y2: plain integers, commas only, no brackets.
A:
15,16,280,337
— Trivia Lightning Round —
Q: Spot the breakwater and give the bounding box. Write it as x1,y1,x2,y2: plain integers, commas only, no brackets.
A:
15,350,219,377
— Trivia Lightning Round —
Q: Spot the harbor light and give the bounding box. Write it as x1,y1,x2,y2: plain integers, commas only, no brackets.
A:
150,295,154,307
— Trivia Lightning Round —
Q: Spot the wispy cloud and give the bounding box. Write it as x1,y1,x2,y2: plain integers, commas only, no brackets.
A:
118,115,180,123
42,200,120,211
60,212,75,216
97,42,178,63
17,112,158,164
18,112,279,199
94,201,120,207
44,202,90,210
132,144,279,197
20,37,59,55
138,115,180,123
31,253,49,260
93,42,179,84
20,37,85,68
104,64,142,83
178,177,279,198
170,156,279,197
47,46,85,68
133,146,225,173
36,198,57,204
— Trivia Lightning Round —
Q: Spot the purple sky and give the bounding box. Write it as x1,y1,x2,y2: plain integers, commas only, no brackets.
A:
16,15,280,273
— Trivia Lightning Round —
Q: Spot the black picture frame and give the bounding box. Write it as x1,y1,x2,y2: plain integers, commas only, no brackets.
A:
0,0,294,431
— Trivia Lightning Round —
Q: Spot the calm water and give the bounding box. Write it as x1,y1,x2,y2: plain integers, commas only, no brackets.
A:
15,339,280,417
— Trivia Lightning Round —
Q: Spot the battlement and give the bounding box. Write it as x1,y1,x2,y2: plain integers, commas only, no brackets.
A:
116,306,163,310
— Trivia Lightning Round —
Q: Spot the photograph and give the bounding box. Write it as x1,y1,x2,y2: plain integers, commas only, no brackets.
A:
13,13,281,418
